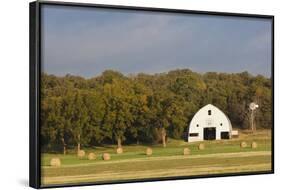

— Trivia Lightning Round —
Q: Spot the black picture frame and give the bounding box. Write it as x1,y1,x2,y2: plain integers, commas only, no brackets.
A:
29,1,274,189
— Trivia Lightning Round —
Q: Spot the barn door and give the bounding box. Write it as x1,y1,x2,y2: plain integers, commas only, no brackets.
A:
204,127,216,140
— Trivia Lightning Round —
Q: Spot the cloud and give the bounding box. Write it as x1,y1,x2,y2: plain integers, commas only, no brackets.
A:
41,5,272,78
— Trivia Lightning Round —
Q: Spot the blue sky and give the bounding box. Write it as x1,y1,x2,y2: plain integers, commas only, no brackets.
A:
41,5,272,78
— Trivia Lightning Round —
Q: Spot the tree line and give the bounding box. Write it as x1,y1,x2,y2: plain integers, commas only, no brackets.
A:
41,69,272,153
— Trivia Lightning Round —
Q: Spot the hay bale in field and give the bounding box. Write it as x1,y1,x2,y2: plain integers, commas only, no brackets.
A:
183,148,190,155
240,141,247,148
50,157,61,167
88,152,96,160
116,147,123,154
198,143,205,150
102,153,111,160
251,142,258,149
77,150,86,159
146,148,153,156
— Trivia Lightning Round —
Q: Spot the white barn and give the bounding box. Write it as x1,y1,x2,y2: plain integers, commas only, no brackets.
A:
187,104,234,142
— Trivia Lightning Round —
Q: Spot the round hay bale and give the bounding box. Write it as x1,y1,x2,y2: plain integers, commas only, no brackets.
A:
251,142,258,149
146,148,153,156
88,152,96,160
116,147,123,154
183,148,191,155
50,157,61,167
198,143,205,150
77,150,86,159
240,141,247,148
102,153,111,161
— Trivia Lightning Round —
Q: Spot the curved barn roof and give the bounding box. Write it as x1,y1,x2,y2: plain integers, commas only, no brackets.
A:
189,104,232,130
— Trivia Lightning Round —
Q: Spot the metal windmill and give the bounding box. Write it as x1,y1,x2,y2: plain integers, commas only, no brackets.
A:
249,102,259,132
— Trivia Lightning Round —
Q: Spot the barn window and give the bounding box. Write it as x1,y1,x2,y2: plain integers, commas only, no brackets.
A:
196,124,199,127
220,123,223,126
221,132,230,139
208,110,212,115
189,133,199,137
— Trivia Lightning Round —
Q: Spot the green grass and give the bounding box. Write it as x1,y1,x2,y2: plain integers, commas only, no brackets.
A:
42,138,271,166
41,130,272,186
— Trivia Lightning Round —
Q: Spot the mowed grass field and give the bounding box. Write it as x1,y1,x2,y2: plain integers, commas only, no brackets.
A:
41,130,272,186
